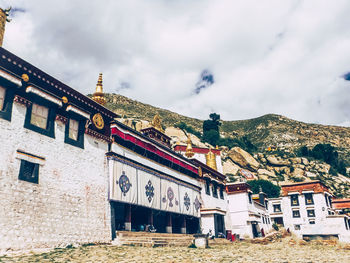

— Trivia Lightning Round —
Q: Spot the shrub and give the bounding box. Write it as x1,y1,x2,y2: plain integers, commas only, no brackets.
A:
247,179,281,198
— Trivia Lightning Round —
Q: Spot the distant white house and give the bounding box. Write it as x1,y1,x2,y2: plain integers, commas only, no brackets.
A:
279,181,350,242
226,182,272,239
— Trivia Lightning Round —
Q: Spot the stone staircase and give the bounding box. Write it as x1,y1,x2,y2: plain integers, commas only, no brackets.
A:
113,231,195,247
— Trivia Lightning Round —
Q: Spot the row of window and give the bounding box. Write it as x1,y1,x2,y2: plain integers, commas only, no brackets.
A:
0,85,85,149
292,209,315,218
262,215,270,224
205,180,224,199
290,193,314,206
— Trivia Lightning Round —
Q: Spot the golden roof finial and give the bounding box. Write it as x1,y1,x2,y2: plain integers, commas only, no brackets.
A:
185,136,194,158
205,148,217,170
92,73,106,105
151,113,164,132
0,7,11,47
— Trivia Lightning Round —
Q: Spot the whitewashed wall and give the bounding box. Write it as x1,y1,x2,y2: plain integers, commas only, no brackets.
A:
0,102,111,252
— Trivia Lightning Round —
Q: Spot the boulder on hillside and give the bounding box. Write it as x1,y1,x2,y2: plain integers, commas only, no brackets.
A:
222,159,241,176
228,147,260,172
266,155,290,166
258,169,276,178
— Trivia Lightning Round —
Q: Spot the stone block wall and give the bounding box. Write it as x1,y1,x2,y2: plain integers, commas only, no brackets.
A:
0,102,111,252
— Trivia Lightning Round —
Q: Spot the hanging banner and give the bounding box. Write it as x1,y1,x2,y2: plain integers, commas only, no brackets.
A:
111,161,138,204
160,179,180,213
137,169,161,210
192,190,201,218
179,185,193,216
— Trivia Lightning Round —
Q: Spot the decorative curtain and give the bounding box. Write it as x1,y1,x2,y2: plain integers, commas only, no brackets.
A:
111,161,138,204
137,169,161,210
160,179,180,213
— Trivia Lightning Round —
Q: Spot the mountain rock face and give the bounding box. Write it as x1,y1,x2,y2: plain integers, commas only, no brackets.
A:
104,93,350,197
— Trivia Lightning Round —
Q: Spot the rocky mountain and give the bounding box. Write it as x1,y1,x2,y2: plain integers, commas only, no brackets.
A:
103,93,350,197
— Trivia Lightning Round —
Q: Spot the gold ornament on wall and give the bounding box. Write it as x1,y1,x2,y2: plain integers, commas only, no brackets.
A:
62,96,68,104
92,113,104,130
21,74,29,82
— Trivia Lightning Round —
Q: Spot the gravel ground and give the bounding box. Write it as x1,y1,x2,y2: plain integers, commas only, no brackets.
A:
1,239,350,263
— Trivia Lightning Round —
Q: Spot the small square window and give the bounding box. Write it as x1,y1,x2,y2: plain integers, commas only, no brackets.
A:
307,209,315,217
273,204,281,212
294,224,301,230
291,194,299,206
18,160,39,184
292,210,300,218
305,193,314,205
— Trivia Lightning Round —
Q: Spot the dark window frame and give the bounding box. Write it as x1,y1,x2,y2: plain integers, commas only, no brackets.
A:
205,179,211,195
0,81,15,121
307,209,315,218
64,114,85,149
273,204,281,213
291,194,299,206
304,193,314,205
212,182,218,198
18,159,39,184
219,185,224,199
292,210,301,218
24,98,56,139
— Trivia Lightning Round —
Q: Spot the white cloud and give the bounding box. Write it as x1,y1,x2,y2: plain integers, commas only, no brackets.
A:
1,0,350,125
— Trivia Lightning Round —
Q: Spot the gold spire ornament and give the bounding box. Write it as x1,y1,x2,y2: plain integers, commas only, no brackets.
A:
185,136,194,158
205,148,217,170
92,73,106,105
151,113,164,132
0,7,11,47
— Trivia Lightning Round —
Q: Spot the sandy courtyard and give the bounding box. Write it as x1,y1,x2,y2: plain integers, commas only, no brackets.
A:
1,239,350,263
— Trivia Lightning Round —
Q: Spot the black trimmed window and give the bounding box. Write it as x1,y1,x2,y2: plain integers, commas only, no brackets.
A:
24,102,56,138
219,185,224,199
325,195,329,207
212,183,218,198
294,224,300,230
291,194,299,206
248,192,252,204
205,179,211,195
273,204,281,212
292,210,300,218
18,160,39,184
64,118,85,149
304,193,314,205
262,216,265,224
307,209,315,218
0,84,14,121
309,220,315,224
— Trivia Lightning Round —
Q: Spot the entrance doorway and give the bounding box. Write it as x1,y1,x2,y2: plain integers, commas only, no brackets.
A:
214,214,225,237
251,222,259,238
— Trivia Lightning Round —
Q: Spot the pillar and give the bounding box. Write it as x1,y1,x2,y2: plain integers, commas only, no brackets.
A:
166,213,172,233
125,204,131,231
181,216,187,234
148,210,154,226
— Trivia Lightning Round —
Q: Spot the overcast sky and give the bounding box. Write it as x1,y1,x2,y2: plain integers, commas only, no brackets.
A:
1,0,350,126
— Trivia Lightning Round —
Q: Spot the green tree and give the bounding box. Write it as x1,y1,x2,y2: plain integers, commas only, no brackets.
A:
247,179,281,198
202,113,221,145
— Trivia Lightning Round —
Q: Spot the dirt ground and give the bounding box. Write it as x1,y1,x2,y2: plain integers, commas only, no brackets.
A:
1,239,350,263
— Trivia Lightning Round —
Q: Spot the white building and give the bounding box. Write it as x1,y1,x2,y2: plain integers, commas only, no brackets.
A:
226,182,272,239
174,144,229,237
0,48,114,251
280,181,350,242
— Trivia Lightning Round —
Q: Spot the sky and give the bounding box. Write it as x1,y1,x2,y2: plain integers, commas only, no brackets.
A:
1,0,350,126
